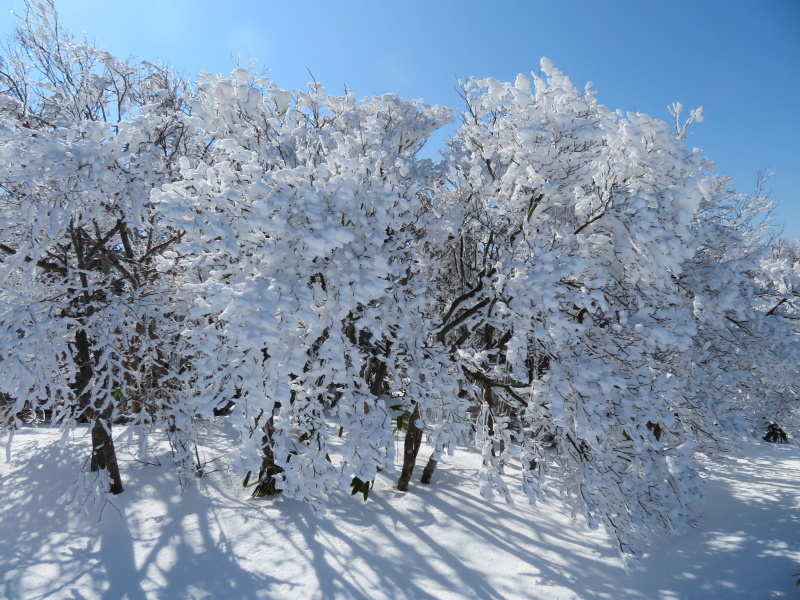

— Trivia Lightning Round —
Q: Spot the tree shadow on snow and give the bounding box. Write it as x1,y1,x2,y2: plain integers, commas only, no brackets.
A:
294,499,502,600
115,481,289,600
5,430,797,600
628,443,800,599
373,457,631,600
0,429,105,600
258,450,632,600
0,428,290,600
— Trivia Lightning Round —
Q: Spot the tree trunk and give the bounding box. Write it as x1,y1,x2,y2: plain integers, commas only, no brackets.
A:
484,381,505,471
248,414,282,497
90,416,124,494
397,405,423,491
368,357,388,398
420,453,437,485
75,328,124,494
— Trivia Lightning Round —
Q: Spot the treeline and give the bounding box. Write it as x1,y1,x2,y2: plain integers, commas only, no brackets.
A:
1,1,798,560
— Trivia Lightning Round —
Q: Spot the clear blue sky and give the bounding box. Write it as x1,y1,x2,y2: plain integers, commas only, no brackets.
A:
2,0,799,238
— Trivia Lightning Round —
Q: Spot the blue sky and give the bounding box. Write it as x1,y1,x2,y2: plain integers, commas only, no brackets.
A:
2,0,799,238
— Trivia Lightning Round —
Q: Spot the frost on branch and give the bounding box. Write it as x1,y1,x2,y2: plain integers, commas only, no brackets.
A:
1,9,797,563
0,0,203,493
433,59,797,560
155,69,468,503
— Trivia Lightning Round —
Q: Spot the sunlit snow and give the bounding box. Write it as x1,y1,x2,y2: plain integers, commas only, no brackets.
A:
1,426,798,600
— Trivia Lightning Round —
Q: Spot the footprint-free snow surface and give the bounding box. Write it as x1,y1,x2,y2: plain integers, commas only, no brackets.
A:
1,426,798,599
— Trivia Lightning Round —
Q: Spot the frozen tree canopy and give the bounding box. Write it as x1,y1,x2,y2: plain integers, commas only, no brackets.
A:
1,1,798,562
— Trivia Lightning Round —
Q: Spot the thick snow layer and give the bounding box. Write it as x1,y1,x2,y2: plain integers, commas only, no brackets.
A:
1,427,798,600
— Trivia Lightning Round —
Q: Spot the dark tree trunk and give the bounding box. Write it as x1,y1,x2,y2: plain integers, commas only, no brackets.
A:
69,225,124,494
420,453,437,485
483,380,505,471
91,416,124,494
487,412,506,456
75,328,124,494
397,405,423,491
368,358,388,398
248,413,283,497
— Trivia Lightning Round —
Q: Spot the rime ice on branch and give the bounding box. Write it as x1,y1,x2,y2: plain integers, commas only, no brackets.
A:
1,3,798,562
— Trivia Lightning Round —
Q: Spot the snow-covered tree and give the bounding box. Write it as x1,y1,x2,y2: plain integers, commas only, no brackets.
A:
667,166,800,450
0,1,198,493
739,258,800,440
155,69,470,502
428,59,763,558
2,5,796,563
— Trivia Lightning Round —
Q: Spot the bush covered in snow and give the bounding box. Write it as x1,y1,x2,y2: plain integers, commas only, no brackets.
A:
1,0,798,562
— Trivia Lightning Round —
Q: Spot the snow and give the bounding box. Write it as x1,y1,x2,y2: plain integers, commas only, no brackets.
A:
1,426,798,600
1,14,799,590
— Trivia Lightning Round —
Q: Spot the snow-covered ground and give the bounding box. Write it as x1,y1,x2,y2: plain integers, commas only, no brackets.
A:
1,426,798,600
